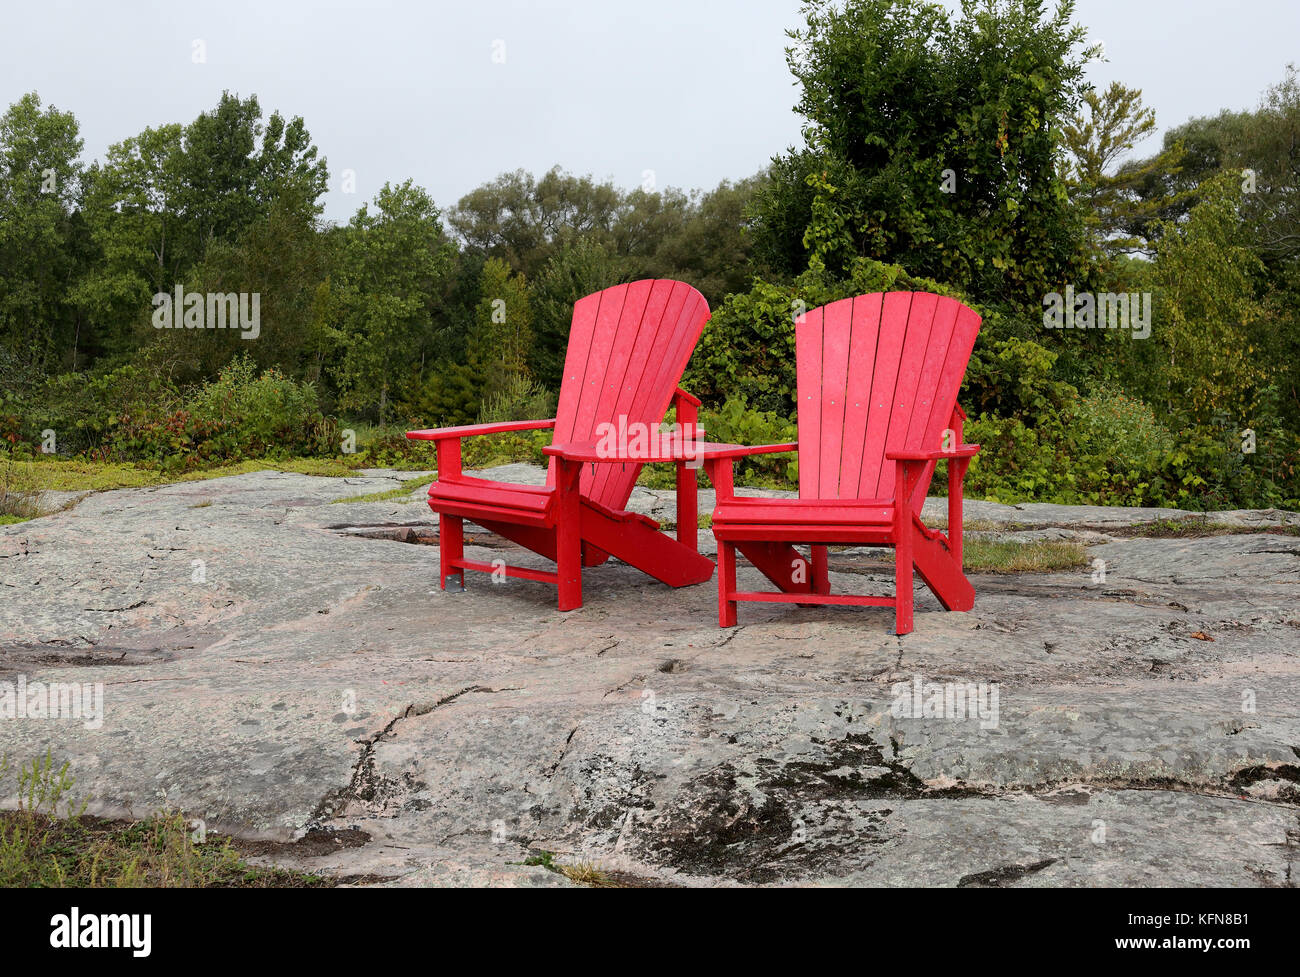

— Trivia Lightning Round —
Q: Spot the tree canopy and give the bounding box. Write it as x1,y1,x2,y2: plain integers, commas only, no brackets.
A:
1,10,1297,510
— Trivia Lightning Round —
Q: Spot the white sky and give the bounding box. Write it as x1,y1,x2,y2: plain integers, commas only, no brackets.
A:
3,0,1295,222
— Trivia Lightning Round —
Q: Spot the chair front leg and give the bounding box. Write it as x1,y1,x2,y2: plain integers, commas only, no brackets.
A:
716,540,738,627
893,460,922,636
554,456,583,611
705,456,738,627
674,459,698,551
672,389,702,552
433,437,465,590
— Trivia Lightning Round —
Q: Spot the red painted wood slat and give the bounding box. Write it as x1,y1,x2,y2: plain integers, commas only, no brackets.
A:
592,278,686,506
731,591,896,608
428,479,552,513
897,295,961,509
902,296,960,453
925,304,981,453
795,304,825,497
549,286,608,490
855,291,913,499
570,284,632,499
713,500,893,524
817,297,854,499
583,279,656,507
552,287,607,447
598,286,708,510
876,291,940,505
839,292,883,499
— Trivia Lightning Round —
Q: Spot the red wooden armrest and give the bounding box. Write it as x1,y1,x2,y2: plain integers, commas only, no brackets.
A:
545,440,794,464
546,428,716,554
543,441,599,461
696,441,798,461
406,419,556,441
409,419,556,480
701,442,799,504
886,444,980,461
672,386,702,408
545,435,725,465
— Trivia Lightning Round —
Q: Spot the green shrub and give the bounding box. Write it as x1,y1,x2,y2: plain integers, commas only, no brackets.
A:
964,405,1299,510
108,355,336,468
0,357,185,459
1071,383,1174,473
186,355,332,453
965,413,1070,503
698,396,799,486
404,361,482,428
962,337,1078,422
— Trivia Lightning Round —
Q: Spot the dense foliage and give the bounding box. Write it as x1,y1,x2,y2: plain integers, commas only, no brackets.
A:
2,1,1297,509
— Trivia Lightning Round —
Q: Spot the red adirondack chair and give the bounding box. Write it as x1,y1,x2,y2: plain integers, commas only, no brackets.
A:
705,291,982,635
406,279,715,611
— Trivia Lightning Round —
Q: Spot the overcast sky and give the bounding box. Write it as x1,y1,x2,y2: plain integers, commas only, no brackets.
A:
3,0,1296,223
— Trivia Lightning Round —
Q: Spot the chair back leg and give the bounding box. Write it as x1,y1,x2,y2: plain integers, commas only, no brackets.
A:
555,459,584,611
894,535,914,635
811,545,830,594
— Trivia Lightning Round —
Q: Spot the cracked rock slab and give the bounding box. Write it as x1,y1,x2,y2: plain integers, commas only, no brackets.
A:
0,467,1297,887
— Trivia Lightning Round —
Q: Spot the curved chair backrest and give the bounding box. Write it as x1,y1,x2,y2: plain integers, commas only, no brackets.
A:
795,291,981,509
549,279,710,512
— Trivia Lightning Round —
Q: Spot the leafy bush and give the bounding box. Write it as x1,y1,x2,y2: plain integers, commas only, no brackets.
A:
750,0,1094,305
185,355,332,453
963,414,1069,503
965,405,1298,510
1072,383,1174,472
0,356,185,458
107,355,336,469
404,361,482,428
962,337,1078,422
0,352,338,469
699,396,799,486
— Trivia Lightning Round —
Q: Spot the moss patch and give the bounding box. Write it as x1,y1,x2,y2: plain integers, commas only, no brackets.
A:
3,457,362,494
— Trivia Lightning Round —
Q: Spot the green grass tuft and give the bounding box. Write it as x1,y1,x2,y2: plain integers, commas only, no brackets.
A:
961,539,1089,573
0,751,332,888
516,849,620,887
1119,517,1300,538
331,478,432,504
